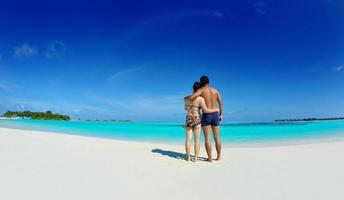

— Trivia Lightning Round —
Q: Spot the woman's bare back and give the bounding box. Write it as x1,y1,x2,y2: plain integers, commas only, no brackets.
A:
184,97,202,116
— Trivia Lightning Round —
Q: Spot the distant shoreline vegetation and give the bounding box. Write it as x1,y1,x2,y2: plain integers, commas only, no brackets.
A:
2,111,70,121
275,117,344,122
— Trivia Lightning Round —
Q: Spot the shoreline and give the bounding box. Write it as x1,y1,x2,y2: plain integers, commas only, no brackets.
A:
1,126,344,148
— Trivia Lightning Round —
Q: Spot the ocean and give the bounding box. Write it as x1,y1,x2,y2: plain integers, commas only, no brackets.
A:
1,119,344,144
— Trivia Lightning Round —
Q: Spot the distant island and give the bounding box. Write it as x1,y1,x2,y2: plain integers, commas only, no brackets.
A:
2,111,70,121
77,119,132,123
275,117,344,122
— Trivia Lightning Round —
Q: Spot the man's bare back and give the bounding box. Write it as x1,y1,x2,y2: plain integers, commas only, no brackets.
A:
200,86,223,122
201,86,219,109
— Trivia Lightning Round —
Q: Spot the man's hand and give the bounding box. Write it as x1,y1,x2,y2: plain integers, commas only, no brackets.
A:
219,115,223,122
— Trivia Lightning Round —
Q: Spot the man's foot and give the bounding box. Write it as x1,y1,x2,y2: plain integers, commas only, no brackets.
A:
205,158,213,162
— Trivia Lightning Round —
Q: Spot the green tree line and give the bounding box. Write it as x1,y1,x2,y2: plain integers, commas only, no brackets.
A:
3,110,70,121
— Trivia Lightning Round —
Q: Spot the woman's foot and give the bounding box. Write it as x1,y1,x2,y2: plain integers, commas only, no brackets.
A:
215,155,221,161
192,157,199,162
185,155,191,161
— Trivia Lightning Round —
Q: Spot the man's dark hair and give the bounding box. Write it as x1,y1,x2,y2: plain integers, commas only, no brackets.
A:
200,76,209,87
193,82,202,92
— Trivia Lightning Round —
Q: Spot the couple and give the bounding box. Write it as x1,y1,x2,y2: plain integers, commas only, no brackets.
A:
184,76,223,162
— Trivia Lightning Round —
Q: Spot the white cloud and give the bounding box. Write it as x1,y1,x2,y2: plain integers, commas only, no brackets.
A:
13,44,38,58
334,65,344,72
45,40,66,59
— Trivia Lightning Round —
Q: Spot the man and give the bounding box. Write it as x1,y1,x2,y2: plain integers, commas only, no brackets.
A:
185,76,223,162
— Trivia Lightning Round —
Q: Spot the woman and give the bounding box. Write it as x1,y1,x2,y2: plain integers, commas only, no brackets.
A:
184,82,219,161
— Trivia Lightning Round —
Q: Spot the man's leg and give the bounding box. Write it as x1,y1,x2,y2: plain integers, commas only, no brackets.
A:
212,126,222,160
203,126,212,162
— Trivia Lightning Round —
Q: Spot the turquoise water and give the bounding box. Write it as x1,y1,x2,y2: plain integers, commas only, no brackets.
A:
1,119,344,144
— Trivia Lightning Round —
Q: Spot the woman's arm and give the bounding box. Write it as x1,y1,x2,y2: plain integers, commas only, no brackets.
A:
199,98,220,113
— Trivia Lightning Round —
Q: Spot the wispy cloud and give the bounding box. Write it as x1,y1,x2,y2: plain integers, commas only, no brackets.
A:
45,40,66,59
309,65,344,73
13,44,38,58
201,10,224,18
122,10,224,39
140,10,225,27
127,95,184,114
309,66,324,72
0,94,114,119
159,10,225,21
223,108,247,117
0,98,50,111
108,66,144,81
0,81,15,93
252,1,269,15
88,94,185,120
60,102,115,119
334,65,344,72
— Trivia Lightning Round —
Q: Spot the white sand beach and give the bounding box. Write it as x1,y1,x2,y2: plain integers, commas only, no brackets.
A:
1,127,344,200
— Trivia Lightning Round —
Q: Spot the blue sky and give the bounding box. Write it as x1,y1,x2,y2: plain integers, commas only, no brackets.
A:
0,0,343,122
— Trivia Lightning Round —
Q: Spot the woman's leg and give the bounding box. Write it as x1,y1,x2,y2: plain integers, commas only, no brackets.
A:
185,127,193,161
193,125,201,162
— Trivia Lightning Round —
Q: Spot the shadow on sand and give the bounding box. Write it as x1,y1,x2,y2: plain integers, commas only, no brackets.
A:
151,149,206,161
